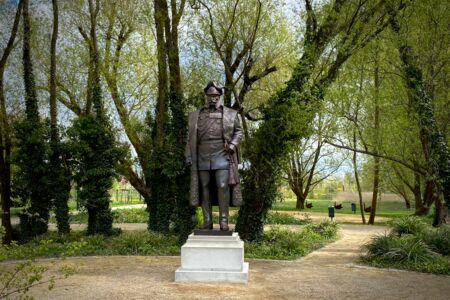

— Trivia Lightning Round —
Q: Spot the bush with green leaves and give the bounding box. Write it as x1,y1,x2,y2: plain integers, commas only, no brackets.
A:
389,216,428,236
0,230,180,262
420,226,450,256
304,220,338,239
68,114,126,236
362,216,450,275
245,220,338,260
1,220,337,261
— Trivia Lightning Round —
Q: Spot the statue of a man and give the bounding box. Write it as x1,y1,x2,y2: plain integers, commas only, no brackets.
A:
185,81,243,231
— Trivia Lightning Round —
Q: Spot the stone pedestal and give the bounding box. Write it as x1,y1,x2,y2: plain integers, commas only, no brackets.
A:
175,232,249,283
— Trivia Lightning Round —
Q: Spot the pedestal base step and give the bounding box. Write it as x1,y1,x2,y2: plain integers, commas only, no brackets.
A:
175,263,249,283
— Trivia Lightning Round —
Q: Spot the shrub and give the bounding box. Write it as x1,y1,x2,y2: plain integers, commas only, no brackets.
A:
264,212,311,225
363,233,397,259
390,216,427,236
381,235,437,264
245,221,338,260
362,216,450,275
103,231,179,255
113,209,148,223
421,225,450,256
304,220,338,239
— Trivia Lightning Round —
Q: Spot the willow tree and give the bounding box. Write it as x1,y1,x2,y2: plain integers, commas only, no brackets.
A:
236,0,407,241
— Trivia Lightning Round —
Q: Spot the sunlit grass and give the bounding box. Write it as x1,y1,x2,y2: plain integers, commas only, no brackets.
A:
272,198,414,218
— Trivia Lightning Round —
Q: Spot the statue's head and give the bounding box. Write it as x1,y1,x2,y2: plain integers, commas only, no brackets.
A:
203,81,222,109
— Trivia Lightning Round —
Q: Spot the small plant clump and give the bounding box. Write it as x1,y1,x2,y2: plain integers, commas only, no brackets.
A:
361,216,450,275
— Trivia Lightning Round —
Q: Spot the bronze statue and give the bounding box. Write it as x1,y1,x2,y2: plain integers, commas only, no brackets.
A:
185,81,243,231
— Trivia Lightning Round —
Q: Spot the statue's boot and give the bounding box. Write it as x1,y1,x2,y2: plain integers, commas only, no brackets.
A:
218,191,229,231
201,195,213,230
217,170,230,231
199,171,213,230
219,216,229,231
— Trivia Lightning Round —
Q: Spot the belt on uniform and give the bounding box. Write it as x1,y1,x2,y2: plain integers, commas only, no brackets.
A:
199,140,224,144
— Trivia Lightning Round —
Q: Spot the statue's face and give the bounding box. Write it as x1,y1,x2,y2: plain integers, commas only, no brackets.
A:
206,94,220,108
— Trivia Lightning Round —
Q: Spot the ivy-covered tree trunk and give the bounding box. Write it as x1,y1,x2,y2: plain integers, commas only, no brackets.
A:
48,0,70,234
149,0,195,238
235,56,321,240
235,0,345,241
148,0,172,233
69,0,120,236
390,16,450,219
17,0,51,239
0,0,22,245
166,5,196,241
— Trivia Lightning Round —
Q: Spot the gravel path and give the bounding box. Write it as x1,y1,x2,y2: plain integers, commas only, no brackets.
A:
3,224,446,299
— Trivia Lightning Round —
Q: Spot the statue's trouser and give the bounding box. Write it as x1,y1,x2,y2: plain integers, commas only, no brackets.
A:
199,170,230,229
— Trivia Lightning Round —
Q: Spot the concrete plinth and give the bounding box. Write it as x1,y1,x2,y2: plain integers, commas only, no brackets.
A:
175,232,249,283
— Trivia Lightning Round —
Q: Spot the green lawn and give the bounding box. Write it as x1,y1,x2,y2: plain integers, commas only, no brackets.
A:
273,198,415,218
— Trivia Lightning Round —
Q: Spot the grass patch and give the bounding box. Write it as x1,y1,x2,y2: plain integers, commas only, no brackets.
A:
361,216,450,275
245,220,338,260
273,198,413,218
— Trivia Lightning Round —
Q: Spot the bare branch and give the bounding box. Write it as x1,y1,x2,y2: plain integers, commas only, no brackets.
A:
324,139,427,175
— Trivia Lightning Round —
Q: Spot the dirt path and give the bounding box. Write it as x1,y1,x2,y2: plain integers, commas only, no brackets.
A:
3,224,444,299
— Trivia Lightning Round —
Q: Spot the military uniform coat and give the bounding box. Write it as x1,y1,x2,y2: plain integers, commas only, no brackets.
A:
185,105,243,207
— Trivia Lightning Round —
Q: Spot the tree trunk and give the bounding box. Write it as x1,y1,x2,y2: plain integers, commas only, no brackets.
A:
432,195,448,227
369,53,380,225
295,193,306,210
411,171,425,214
0,129,12,245
353,138,366,225
404,196,411,209
0,0,22,245
148,0,171,233
48,0,70,234
167,0,196,243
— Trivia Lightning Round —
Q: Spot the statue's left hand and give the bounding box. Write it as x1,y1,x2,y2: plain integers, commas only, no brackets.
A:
225,143,235,154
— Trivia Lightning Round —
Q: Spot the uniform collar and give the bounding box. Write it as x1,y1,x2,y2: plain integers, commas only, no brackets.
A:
201,104,223,112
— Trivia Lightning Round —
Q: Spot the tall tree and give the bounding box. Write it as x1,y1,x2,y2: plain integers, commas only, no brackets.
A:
286,111,343,209
149,0,196,239
389,5,450,224
47,0,71,234
0,0,22,245
69,0,123,235
16,0,51,239
236,0,406,241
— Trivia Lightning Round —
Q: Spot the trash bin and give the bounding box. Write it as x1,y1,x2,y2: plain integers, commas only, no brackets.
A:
351,203,356,213
328,206,335,221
